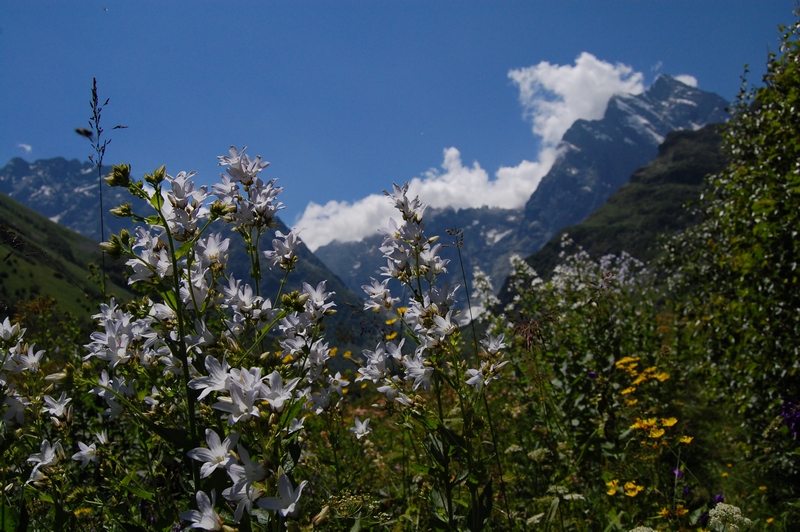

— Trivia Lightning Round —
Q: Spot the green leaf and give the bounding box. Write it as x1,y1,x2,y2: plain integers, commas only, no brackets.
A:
349,512,362,532
120,473,155,501
0,499,18,532
175,240,195,260
425,433,447,468
466,481,493,532
437,425,467,455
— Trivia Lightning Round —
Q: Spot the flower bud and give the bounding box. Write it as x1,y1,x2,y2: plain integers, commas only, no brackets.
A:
209,200,235,220
109,202,132,218
119,228,131,247
44,372,67,383
281,290,308,313
104,164,131,187
312,506,330,526
99,235,123,259
145,165,166,186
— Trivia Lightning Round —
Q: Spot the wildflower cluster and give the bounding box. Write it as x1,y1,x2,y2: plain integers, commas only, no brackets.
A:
605,479,645,498
359,183,508,410
708,503,753,532
1,147,354,530
356,182,510,529
1,317,34,426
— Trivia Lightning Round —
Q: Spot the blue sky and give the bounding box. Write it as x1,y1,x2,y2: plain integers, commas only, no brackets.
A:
0,2,793,249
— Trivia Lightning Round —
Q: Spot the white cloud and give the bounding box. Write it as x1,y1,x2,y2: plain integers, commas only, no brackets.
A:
17,143,32,154
296,52,647,251
296,145,562,251
508,52,645,146
674,74,698,87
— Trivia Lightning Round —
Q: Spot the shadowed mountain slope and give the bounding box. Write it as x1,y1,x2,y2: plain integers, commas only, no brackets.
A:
498,124,726,302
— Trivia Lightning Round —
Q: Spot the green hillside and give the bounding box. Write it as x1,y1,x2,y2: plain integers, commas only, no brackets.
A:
511,124,726,283
0,192,133,319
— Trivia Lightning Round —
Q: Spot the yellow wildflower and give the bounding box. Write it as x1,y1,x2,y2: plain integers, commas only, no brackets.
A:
385,317,398,325
615,356,640,367
661,417,678,427
623,481,644,497
385,331,398,340
649,427,666,439
343,350,353,359
679,435,693,444
605,479,619,496
329,347,338,357
625,398,639,406
620,387,636,395
675,504,688,517
767,518,775,524
630,417,657,430
655,372,670,382
658,507,671,516
632,374,648,386
282,354,294,364
759,486,767,491
615,357,640,375
630,418,647,430
722,472,729,477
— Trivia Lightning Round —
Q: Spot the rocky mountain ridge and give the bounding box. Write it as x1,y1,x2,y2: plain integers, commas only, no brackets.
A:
316,75,729,299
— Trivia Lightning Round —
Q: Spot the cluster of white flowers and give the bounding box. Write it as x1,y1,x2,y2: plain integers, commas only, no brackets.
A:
182,428,307,525
2,153,511,529
708,503,753,532
1,317,34,426
465,334,509,392
1,317,106,483
502,234,649,317
32,147,344,530
357,183,509,409
213,146,284,231
83,148,347,527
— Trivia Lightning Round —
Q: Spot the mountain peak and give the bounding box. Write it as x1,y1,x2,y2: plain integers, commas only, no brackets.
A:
520,76,728,258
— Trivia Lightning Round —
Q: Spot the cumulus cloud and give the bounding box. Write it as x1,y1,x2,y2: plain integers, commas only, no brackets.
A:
507,52,645,146
17,143,32,154
296,52,647,251
295,147,561,250
674,74,698,87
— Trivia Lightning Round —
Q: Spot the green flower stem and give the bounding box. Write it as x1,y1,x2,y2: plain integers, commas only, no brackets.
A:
433,375,454,527
481,390,511,529
145,188,200,487
138,424,163,518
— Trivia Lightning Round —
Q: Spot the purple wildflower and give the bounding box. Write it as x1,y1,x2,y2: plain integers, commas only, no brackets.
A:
780,400,800,440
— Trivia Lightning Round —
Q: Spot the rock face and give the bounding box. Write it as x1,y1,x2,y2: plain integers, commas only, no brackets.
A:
0,157,145,241
516,75,729,255
314,204,525,299
498,124,727,304
316,75,729,298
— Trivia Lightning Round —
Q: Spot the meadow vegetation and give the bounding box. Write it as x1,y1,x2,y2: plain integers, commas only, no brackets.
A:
1,15,800,532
